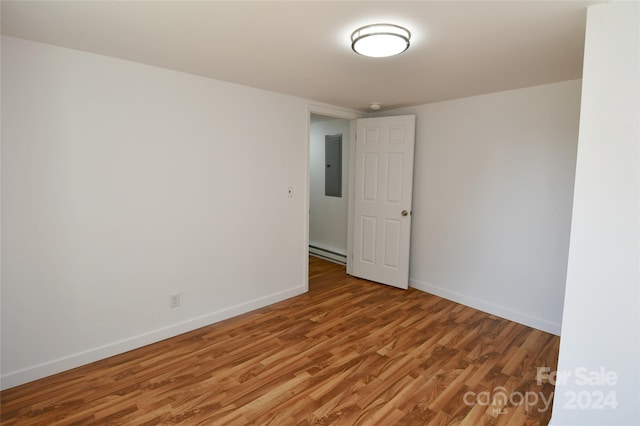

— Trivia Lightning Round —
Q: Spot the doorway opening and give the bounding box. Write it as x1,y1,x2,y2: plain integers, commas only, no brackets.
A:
306,109,416,290
305,106,359,292
309,114,351,265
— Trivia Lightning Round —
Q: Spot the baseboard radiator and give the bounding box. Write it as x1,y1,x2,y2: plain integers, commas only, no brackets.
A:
309,245,347,265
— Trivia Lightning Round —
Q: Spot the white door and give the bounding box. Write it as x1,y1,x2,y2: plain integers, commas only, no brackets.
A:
351,115,416,289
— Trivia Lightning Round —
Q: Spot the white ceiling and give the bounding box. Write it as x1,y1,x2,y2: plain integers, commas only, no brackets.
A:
1,1,597,112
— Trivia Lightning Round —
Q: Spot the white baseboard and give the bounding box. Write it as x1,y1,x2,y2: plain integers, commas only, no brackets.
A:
1,286,306,390
409,278,561,336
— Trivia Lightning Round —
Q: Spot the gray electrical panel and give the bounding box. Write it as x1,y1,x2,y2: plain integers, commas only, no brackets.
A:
325,134,342,197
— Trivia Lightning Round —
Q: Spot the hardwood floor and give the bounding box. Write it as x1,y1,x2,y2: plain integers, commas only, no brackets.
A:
1,257,560,425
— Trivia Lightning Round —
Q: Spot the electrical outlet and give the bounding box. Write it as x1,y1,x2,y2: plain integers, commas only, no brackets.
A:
170,293,181,308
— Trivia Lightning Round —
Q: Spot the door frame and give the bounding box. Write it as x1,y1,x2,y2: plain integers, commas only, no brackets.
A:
306,104,361,289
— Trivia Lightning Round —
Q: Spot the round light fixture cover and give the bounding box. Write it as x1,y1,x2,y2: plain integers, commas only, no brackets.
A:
351,24,411,58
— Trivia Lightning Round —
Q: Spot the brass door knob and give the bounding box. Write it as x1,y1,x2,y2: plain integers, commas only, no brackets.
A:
401,210,409,217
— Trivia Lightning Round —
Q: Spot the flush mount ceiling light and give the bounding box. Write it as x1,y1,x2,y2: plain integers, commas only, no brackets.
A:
351,23,411,58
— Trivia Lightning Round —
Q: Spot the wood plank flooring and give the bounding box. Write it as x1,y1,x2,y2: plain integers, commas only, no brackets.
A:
1,257,560,425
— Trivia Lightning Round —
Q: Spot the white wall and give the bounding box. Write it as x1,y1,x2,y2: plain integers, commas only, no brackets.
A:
551,2,639,424
0,36,312,389
376,80,582,334
309,117,350,256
